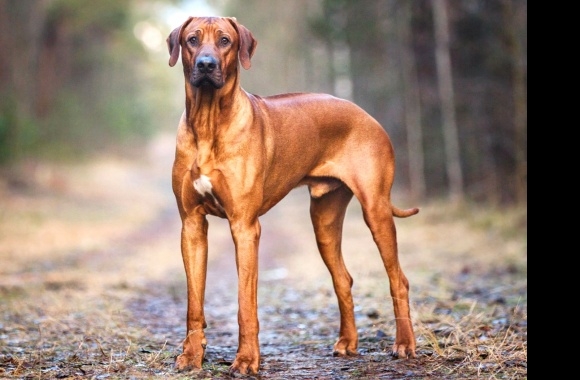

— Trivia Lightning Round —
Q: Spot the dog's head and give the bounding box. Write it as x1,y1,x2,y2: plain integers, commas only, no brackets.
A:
166,17,257,89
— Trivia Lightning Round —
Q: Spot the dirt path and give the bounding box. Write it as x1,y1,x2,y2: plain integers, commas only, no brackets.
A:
0,134,527,379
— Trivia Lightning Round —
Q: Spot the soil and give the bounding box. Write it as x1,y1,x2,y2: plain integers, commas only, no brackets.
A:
0,134,527,379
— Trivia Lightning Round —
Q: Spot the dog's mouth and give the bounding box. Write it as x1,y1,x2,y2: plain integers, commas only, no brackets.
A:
191,72,224,89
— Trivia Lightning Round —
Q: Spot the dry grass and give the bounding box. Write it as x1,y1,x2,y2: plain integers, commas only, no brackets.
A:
0,134,526,379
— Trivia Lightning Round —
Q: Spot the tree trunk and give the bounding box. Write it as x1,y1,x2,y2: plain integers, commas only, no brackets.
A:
399,2,425,202
503,0,527,205
431,0,464,203
0,0,49,159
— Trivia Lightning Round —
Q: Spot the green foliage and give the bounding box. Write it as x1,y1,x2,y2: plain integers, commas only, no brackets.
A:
0,110,11,163
0,100,39,163
0,0,174,163
46,0,131,32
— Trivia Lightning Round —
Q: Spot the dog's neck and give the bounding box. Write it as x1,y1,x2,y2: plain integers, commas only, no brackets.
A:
184,72,251,160
186,77,229,124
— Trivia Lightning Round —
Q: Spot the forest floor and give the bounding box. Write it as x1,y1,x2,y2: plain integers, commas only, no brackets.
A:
0,133,527,379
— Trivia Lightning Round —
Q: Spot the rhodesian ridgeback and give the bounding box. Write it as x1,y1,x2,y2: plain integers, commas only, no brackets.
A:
167,16,419,374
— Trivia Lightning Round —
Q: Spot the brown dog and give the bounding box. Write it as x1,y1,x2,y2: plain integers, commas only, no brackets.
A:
167,16,419,375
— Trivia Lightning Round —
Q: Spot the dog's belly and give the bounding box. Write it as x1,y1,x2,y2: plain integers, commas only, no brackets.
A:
303,176,344,198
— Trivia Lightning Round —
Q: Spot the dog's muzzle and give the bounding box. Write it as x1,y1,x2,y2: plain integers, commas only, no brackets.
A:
191,56,224,88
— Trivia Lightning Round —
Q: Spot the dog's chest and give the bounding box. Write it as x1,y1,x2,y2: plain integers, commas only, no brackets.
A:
192,174,226,217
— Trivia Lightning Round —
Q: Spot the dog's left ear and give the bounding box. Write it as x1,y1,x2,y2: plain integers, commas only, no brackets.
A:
167,17,193,67
227,17,257,70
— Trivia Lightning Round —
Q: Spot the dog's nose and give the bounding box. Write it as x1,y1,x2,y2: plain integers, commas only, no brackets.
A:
196,56,217,73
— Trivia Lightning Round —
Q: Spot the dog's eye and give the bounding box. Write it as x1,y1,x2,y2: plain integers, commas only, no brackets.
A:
220,37,230,46
188,36,198,45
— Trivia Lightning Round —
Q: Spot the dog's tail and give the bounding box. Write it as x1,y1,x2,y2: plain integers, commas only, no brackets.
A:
392,206,420,218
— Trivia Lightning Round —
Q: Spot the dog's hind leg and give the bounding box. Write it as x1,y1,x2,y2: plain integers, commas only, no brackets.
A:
357,189,417,359
309,184,358,356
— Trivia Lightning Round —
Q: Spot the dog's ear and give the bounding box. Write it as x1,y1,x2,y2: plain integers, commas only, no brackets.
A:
227,17,257,70
167,17,193,67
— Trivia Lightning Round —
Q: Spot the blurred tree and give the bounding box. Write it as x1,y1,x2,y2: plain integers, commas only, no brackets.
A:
0,0,177,162
0,0,49,161
398,1,426,202
432,0,464,203
216,0,330,96
502,0,527,206
449,0,527,204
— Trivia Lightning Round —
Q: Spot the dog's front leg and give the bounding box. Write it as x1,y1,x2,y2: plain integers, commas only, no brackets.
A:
175,211,209,371
229,218,261,375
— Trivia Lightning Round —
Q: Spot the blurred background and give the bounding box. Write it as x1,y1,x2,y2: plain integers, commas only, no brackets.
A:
0,0,527,206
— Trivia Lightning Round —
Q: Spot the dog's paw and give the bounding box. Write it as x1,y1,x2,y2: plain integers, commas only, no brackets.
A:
175,343,206,371
333,336,358,357
333,349,358,357
390,343,416,359
175,353,203,371
175,331,207,371
229,353,260,375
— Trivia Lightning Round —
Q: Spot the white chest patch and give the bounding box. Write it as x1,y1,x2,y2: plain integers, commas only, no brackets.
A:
193,175,213,196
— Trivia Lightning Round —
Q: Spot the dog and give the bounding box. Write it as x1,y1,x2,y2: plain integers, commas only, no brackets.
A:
167,16,419,375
